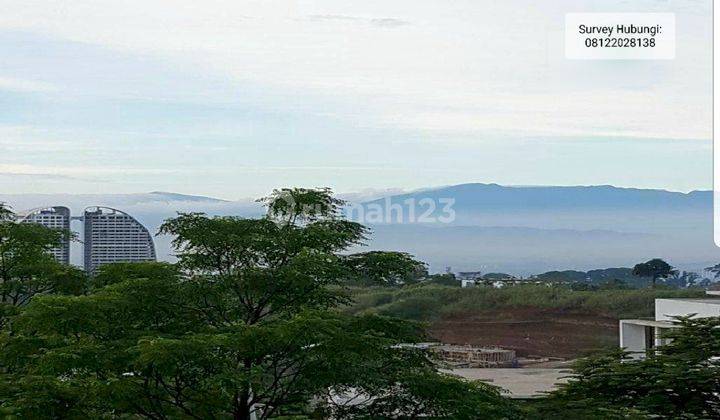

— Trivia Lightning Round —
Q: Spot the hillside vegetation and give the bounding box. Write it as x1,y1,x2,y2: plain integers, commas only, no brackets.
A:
344,284,706,321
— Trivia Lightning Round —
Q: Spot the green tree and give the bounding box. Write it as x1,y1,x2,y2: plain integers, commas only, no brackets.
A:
533,270,586,283
705,263,720,281
530,316,720,419
91,261,179,288
0,189,519,419
425,273,459,287
632,258,676,288
665,271,703,289
482,273,514,281
344,251,428,286
0,203,13,222
0,203,85,324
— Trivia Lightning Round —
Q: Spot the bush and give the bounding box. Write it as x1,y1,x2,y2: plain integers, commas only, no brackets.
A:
345,283,705,321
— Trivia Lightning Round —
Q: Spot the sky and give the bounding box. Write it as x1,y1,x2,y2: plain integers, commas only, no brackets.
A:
0,0,713,200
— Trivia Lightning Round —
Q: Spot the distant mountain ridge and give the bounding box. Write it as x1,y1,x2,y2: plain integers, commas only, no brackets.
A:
361,183,710,211
147,191,229,203
356,184,712,238
354,183,717,273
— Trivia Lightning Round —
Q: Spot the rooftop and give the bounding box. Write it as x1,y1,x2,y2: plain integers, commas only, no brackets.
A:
661,298,720,305
621,319,679,328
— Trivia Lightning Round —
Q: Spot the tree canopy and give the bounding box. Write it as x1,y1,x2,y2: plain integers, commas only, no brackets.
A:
0,203,85,324
632,258,676,288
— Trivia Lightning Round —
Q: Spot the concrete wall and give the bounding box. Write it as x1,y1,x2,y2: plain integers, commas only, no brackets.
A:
619,321,647,358
655,299,720,321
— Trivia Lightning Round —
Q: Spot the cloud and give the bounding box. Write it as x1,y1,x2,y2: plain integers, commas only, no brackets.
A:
0,76,58,93
367,89,712,141
0,164,177,177
306,14,410,28
369,18,410,28
0,0,712,195
0,172,78,181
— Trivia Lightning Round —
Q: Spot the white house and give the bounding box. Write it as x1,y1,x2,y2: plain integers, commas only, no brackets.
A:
460,279,477,288
619,294,720,359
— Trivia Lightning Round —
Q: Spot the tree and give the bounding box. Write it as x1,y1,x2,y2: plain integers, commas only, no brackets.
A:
425,273,459,287
0,203,85,321
632,258,676,288
0,203,13,222
533,270,587,283
664,271,703,289
0,189,519,419
482,273,514,281
91,261,179,288
343,251,428,286
705,263,720,280
529,316,720,419
598,278,630,290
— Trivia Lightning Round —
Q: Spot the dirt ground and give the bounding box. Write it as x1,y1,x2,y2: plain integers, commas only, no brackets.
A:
429,308,618,359
446,368,571,398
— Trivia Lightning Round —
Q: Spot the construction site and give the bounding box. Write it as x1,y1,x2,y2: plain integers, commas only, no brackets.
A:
407,343,517,368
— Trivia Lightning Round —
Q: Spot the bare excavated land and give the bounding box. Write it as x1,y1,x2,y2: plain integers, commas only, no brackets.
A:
429,308,618,359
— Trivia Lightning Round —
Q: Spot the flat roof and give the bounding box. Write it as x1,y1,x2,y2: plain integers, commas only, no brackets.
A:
660,298,720,305
620,319,679,328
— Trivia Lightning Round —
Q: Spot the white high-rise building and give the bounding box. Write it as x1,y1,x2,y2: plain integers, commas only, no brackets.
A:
19,206,71,264
83,207,156,273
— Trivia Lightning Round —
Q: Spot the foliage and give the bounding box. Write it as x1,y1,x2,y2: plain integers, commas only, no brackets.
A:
2,286,435,418
481,272,515,280
0,203,85,325
705,262,720,279
632,258,677,288
570,279,631,291
425,273,460,287
530,316,720,419
533,270,587,283
0,189,517,419
533,267,674,288
343,251,428,286
346,283,705,321
91,261,179,288
664,271,702,289
326,369,520,419
0,203,13,222
258,187,347,225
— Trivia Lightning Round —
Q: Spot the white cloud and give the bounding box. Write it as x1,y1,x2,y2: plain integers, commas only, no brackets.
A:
305,14,410,27
0,0,713,196
0,163,177,177
370,89,712,140
0,0,711,141
0,76,58,93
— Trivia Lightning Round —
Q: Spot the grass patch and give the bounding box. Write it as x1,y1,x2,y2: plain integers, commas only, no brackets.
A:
344,284,706,321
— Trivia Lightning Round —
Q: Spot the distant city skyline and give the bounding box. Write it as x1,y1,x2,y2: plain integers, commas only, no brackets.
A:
0,0,712,199
17,204,157,271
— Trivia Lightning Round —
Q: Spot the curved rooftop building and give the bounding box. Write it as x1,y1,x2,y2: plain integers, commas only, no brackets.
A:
19,206,71,264
83,206,156,273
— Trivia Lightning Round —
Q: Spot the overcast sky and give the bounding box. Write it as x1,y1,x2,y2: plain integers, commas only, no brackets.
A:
0,0,712,199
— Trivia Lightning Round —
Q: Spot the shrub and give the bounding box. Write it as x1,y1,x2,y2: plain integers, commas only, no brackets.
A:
345,284,706,321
